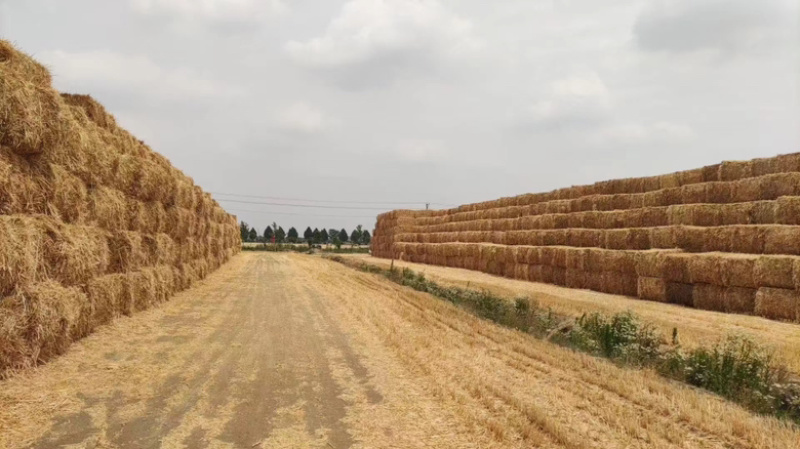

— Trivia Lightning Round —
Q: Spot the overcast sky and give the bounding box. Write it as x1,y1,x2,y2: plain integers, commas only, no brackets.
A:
1,0,798,234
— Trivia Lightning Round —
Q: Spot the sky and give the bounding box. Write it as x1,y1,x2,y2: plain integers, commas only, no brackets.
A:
1,0,798,234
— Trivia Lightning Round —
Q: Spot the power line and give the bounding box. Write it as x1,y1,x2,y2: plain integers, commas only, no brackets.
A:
227,208,377,219
216,198,413,211
212,191,426,205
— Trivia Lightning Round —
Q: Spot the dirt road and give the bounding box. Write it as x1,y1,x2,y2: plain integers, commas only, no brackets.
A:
1,253,798,448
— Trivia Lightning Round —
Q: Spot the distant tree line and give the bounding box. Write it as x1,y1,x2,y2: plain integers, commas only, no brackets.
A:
239,222,371,247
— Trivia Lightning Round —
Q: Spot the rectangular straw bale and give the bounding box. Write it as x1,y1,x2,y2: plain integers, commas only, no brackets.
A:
719,254,758,288
730,177,763,203
775,197,800,225
552,267,567,286
661,253,692,283
45,224,110,286
773,152,800,172
674,226,706,252
678,168,705,186
728,226,766,254
687,253,723,285
755,288,798,321
635,250,668,277
0,281,88,372
701,164,721,182
605,229,631,250
84,273,127,326
88,186,127,231
666,282,694,306
637,277,667,302
761,173,800,198
566,269,587,289
751,157,776,177
565,248,588,270
704,226,734,252
642,190,664,207
693,284,726,312
641,207,668,227
719,161,753,181
725,287,756,314
764,226,800,255
604,250,637,274
568,229,602,248
108,230,146,272
706,182,733,203
754,255,796,289
603,273,638,296
649,227,676,248
0,216,47,296
658,173,681,189
681,184,707,204
49,164,88,223
720,202,753,225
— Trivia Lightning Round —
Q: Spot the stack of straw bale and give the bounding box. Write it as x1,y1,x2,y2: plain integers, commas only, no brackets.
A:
0,41,241,375
372,151,800,322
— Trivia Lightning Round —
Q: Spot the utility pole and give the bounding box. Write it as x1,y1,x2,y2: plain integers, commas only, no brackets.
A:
425,203,430,210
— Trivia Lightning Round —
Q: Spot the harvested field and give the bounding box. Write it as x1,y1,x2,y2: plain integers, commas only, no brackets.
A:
340,254,800,375
0,41,240,376
1,252,798,449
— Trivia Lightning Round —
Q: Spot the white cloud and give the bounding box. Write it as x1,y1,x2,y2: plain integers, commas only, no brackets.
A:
284,0,482,87
592,121,695,145
40,50,241,101
634,0,797,56
526,73,612,127
276,102,333,134
394,139,448,163
130,0,287,25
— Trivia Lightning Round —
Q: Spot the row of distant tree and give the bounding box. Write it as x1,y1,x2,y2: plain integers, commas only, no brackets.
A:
239,221,371,246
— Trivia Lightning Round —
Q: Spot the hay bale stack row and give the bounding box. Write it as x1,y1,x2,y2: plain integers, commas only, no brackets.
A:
372,152,800,322
0,41,241,375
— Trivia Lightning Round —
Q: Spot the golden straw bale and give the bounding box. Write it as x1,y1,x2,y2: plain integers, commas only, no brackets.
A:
0,215,48,295
701,164,721,182
649,227,676,249
552,267,567,286
764,226,800,255
681,184,707,204
45,223,110,287
566,269,587,289
761,172,800,198
635,250,668,278
666,282,695,306
755,288,798,321
774,153,800,172
728,226,766,254
60,93,116,129
688,253,724,285
84,272,127,327
127,268,158,312
604,229,631,250
719,161,753,181
720,202,753,225
114,153,142,195
693,284,727,312
719,254,758,288
641,207,668,227
87,186,127,231
754,256,796,289
0,42,63,156
108,230,146,272
707,182,733,204
661,253,692,283
0,281,87,373
658,173,681,189
725,287,756,314
638,277,667,302
775,197,800,225
126,198,146,232
674,226,706,252
751,157,776,177
730,177,763,203
565,248,588,271
703,227,734,253
48,164,88,223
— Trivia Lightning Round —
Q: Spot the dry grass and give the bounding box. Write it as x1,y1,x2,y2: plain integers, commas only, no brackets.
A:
343,254,800,375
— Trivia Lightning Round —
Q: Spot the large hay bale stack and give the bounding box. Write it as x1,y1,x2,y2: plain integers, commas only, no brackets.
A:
371,139,800,322
0,41,241,376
